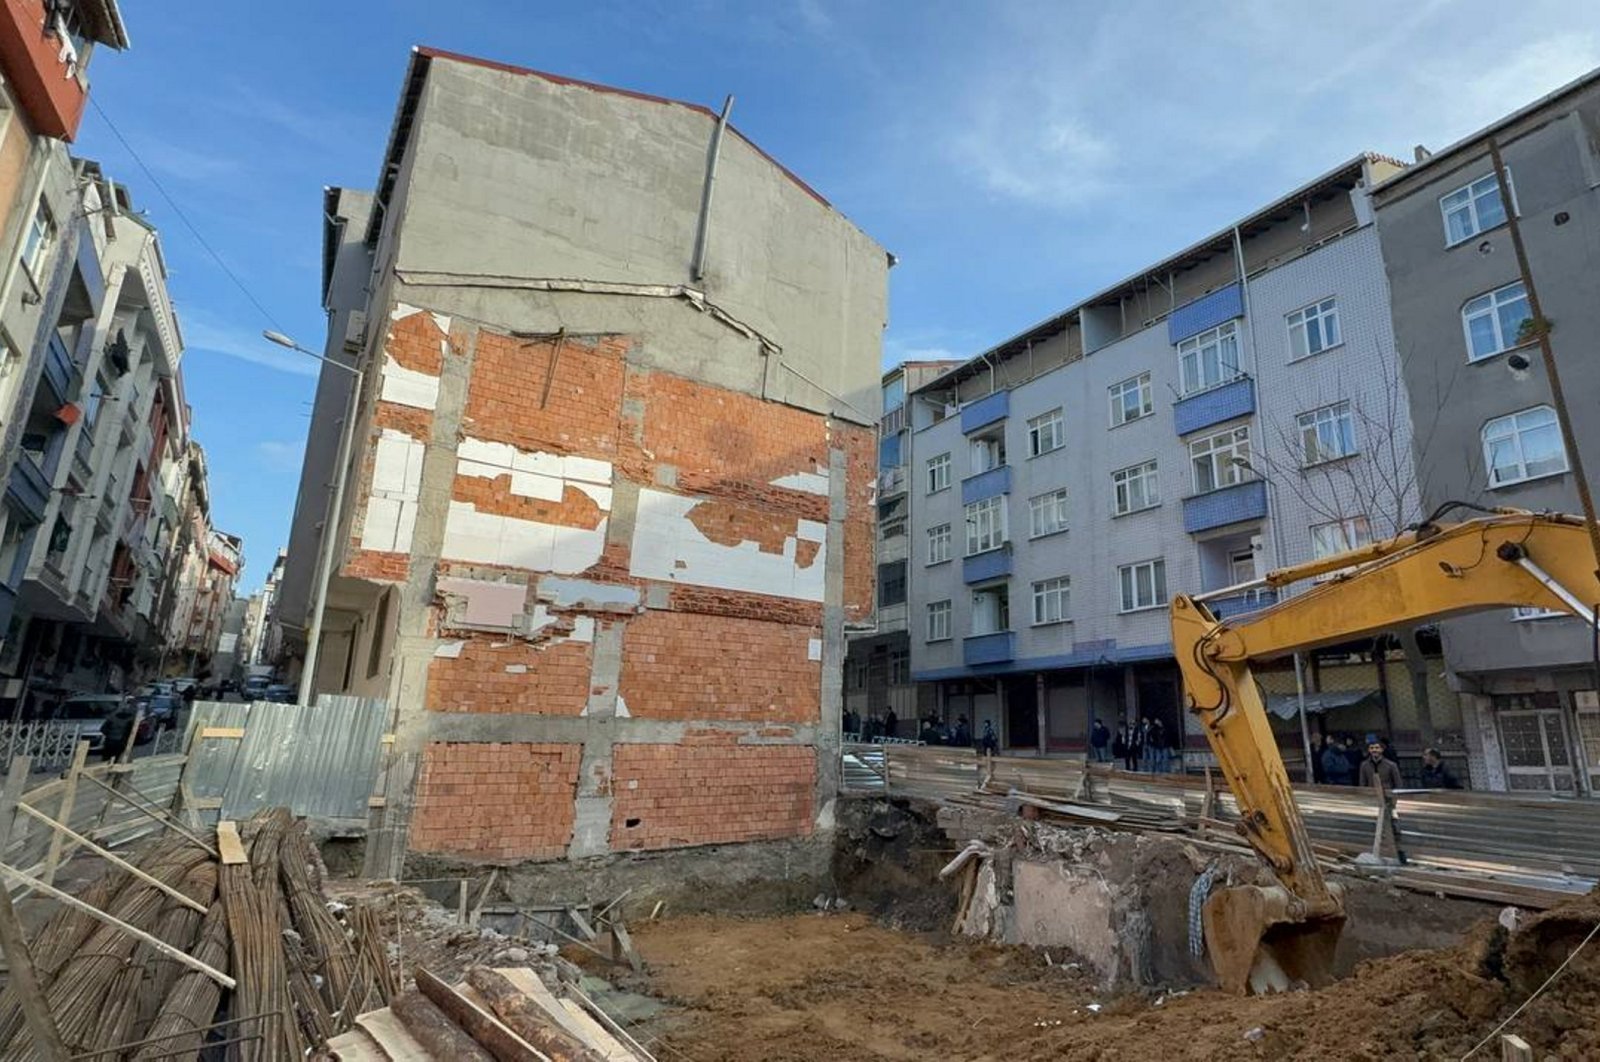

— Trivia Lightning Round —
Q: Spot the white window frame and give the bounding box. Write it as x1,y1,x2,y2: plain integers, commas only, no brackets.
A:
1511,606,1565,621
926,452,951,494
1109,372,1153,427
21,200,55,279
1287,297,1341,361
926,599,952,642
1032,577,1070,626
1483,405,1568,488
964,496,1007,555
1118,559,1167,613
1461,281,1531,363
1189,425,1251,495
969,432,1005,475
1177,321,1241,396
1296,402,1357,466
1112,460,1159,515
1309,516,1373,580
1028,488,1068,538
1440,169,1515,247
1027,408,1065,457
926,522,951,565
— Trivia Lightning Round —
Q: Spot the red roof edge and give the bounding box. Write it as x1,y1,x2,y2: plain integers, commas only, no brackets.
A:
414,46,831,209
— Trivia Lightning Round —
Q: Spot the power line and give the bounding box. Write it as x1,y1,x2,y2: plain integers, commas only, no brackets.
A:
87,96,289,334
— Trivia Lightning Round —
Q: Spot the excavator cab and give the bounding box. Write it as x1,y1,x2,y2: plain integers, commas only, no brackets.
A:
1171,511,1600,994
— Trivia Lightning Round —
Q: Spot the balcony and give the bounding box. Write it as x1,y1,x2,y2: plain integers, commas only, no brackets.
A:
961,391,1009,434
1174,376,1255,436
1169,283,1243,344
879,464,907,498
963,631,1015,666
963,546,1012,585
1183,479,1268,534
7,453,50,524
961,464,1011,506
1206,587,1279,621
72,429,93,483
43,334,74,403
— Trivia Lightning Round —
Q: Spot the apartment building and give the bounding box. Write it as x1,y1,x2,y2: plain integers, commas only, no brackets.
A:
843,360,959,734
284,48,885,881
907,154,1466,766
1372,68,1600,794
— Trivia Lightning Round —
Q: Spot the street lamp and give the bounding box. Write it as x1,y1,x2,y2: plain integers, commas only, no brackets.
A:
262,329,364,706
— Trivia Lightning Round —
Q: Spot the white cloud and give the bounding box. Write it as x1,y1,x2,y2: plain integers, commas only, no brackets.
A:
255,440,303,470
182,310,320,378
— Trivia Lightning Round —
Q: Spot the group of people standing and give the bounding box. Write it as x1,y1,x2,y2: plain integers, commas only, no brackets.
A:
1089,717,1179,772
1311,732,1462,789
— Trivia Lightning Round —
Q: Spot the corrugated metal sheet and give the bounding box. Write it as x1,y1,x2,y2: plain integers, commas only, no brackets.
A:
861,746,1600,890
184,697,388,825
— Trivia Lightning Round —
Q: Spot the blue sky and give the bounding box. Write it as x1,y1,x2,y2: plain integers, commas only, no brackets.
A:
73,0,1597,592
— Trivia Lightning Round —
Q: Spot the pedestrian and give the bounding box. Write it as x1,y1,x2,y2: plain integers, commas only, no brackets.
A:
979,719,999,756
1420,748,1462,789
1322,737,1354,785
1359,737,1407,862
1130,720,1146,772
1090,718,1111,762
1113,724,1130,770
884,708,898,739
919,717,941,745
1137,717,1153,771
954,716,972,748
1148,718,1168,773
1309,733,1327,785
1343,732,1365,780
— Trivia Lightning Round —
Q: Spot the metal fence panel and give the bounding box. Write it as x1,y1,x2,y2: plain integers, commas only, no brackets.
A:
184,697,388,824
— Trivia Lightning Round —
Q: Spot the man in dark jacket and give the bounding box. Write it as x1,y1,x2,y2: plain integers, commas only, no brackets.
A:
1420,748,1462,789
1322,737,1354,785
1090,719,1111,762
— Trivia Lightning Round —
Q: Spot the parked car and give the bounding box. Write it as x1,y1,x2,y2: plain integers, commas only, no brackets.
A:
264,684,295,704
133,689,182,729
242,675,271,700
51,694,146,758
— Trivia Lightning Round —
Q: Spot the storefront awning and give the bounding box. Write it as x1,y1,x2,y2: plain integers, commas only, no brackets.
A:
1265,689,1379,720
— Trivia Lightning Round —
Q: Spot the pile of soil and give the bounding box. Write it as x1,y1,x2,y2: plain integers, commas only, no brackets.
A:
623,890,1600,1061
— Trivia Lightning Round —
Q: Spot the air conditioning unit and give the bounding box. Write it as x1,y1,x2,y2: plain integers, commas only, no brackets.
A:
343,310,368,355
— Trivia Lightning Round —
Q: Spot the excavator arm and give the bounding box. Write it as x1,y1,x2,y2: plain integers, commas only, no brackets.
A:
1171,510,1600,993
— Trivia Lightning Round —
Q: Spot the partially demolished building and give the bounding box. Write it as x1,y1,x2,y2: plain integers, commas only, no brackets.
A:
279,47,887,879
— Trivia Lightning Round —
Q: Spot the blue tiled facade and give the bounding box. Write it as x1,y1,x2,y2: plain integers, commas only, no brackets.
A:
1173,376,1255,436
42,333,74,404
1182,479,1269,533
963,631,1015,666
1168,283,1243,343
961,464,1011,505
963,547,1012,585
7,456,50,525
960,390,1009,434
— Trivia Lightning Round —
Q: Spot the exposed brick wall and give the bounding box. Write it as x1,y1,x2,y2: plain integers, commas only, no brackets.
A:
836,422,877,623
373,402,434,438
426,636,592,715
610,743,815,850
387,308,449,374
411,742,581,860
452,475,606,528
462,331,628,457
343,549,409,583
618,611,820,722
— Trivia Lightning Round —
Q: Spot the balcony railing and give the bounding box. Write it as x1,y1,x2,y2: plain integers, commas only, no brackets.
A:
1174,376,1255,436
963,631,1015,666
961,391,1009,435
879,465,906,498
1182,479,1268,534
960,464,1011,506
963,545,1012,585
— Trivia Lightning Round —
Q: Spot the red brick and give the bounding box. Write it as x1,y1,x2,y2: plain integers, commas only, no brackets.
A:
411,742,581,860
618,612,819,723
610,744,815,851
426,636,593,716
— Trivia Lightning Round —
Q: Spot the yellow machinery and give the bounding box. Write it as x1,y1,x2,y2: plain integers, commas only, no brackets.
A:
1171,509,1600,993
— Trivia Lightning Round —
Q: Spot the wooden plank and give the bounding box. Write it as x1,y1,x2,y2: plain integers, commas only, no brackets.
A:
199,727,246,739
0,878,69,1061
493,969,593,1043
567,907,598,941
415,966,548,1061
556,1001,639,1062
78,772,219,857
367,796,387,808
14,802,207,913
610,922,643,974
1502,1034,1533,1061
471,869,499,928
323,1026,389,1062
356,1006,433,1061
0,860,235,989
216,821,247,865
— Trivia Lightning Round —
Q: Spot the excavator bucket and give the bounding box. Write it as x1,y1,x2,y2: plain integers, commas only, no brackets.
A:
1203,883,1346,994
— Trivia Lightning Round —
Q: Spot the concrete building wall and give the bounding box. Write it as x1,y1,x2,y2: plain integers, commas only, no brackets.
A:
295,50,887,880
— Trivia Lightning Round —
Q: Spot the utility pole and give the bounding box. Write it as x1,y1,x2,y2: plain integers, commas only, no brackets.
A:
1487,138,1600,578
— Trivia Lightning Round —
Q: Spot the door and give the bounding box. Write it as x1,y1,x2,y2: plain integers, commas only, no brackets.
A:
1497,709,1576,791
1574,695,1600,795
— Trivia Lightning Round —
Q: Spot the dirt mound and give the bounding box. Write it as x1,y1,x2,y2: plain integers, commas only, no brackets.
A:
626,889,1600,1061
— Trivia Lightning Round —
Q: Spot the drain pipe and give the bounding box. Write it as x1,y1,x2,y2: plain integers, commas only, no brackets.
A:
691,95,735,283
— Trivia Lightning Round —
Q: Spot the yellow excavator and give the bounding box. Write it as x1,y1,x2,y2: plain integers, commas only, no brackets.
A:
1171,508,1600,994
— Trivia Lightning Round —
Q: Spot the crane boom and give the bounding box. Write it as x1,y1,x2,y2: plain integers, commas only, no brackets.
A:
1171,510,1600,993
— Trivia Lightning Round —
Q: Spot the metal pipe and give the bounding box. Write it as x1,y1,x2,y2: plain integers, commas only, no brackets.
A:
1510,555,1598,627
690,95,734,282
298,358,364,707
1293,652,1315,784
1487,138,1600,579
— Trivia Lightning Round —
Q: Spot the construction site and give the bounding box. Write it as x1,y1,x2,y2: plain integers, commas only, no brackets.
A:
2,27,1600,1062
